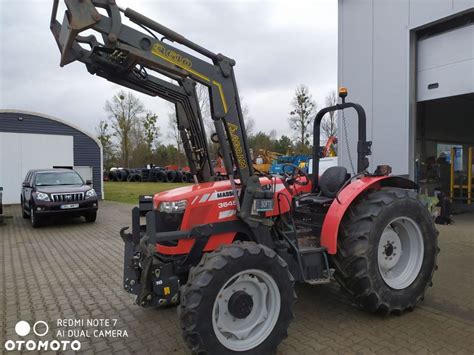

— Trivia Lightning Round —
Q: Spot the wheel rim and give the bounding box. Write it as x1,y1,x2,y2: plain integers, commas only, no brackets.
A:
212,269,281,352
377,216,424,289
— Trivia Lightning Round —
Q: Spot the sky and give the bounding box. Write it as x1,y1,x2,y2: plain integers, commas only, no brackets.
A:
0,0,337,143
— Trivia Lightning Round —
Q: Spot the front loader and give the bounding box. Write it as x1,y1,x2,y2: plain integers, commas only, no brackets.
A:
51,2,439,354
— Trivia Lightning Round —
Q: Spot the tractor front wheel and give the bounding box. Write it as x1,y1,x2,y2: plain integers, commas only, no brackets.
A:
332,187,439,314
179,241,295,354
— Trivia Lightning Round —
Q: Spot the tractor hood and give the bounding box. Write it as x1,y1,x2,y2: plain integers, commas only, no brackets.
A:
153,175,312,210
153,180,235,207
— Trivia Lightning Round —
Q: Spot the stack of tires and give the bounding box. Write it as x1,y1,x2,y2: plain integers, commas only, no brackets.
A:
105,167,192,183
141,169,150,182
126,169,142,182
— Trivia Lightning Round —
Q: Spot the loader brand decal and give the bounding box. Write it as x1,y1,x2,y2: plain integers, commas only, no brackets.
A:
150,42,228,114
228,123,248,169
151,43,192,69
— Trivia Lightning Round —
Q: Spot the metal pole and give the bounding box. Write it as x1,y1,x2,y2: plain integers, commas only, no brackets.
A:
468,147,472,205
450,148,455,202
0,187,3,225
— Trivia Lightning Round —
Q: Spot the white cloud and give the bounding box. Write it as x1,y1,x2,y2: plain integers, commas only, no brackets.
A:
0,0,337,141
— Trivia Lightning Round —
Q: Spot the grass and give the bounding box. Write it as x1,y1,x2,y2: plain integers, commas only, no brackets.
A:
104,181,189,204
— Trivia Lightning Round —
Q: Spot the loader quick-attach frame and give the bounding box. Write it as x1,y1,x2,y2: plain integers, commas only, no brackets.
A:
120,202,333,308
120,207,258,307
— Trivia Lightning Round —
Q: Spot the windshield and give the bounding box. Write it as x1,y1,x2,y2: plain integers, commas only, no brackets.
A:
34,171,84,186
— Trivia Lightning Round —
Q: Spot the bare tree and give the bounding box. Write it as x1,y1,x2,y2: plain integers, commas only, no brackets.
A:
196,84,255,137
288,84,317,147
95,119,115,169
240,96,255,136
143,111,160,154
196,83,211,121
321,91,338,140
167,112,182,152
104,91,145,167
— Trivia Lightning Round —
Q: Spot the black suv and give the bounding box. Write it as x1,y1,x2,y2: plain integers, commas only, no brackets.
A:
21,169,98,227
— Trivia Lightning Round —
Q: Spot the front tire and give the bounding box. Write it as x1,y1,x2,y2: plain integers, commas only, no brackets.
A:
84,212,97,223
332,188,439,314
179,241,295,354
30,206,41,228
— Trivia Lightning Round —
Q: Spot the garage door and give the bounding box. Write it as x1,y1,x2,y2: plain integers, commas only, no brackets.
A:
0,132,74,204
417,23,474,102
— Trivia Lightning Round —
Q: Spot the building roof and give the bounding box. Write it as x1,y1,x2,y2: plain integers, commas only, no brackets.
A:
0,109,102,149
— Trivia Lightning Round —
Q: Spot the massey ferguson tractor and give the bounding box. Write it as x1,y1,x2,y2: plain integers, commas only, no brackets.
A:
51,1,439,353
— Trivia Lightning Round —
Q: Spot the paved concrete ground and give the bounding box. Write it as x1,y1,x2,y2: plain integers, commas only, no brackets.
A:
1,201,473,354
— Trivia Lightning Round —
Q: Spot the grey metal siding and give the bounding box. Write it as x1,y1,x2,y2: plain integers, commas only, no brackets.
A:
338,0,474,177
0,112,102,198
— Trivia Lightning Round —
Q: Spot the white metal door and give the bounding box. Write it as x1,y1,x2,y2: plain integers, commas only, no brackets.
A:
0,133,22,205
417,24,474,102
0,132,74,204
74,166,93,185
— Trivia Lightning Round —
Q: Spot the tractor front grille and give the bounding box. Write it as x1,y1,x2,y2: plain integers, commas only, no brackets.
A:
51,192,84,202
154,212,183,247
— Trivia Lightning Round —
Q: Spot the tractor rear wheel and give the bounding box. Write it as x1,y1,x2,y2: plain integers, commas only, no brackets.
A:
179,241,295,354
332,187,438,314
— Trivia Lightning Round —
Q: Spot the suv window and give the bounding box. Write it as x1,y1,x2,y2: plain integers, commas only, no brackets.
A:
34,171,84,187
24,170,32,183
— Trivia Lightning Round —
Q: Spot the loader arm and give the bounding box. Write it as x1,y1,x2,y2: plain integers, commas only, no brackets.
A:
50,0,254,198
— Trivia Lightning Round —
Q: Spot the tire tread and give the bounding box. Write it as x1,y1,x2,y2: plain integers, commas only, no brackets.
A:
332,188,439,315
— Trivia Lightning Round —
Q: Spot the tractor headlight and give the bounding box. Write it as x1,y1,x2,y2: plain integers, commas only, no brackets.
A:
34,192,50,202
159,200,187,214
85,189,96,199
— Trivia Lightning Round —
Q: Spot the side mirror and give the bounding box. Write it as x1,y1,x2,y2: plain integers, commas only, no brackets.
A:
86,180,93,186
22,182,30,188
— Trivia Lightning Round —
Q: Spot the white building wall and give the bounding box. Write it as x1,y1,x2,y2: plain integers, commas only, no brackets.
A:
0,133,74,204
338,0,474,176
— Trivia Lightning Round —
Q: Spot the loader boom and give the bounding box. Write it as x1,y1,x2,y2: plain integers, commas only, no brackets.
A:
50,0,255,201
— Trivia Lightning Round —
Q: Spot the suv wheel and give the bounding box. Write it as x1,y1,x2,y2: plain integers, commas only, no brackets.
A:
84,212,97,223
21,198,28,219
30,206,41,228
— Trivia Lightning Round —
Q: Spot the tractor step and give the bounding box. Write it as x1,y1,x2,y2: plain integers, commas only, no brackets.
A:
305,269,334,285
298,246,332,284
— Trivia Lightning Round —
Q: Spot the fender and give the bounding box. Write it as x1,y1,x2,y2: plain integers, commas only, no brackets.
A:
321,176,418,254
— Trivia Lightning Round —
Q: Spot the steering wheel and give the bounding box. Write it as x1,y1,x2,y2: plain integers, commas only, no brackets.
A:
281,163,310,186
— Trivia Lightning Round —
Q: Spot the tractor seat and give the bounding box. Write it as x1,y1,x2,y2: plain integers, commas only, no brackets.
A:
297,166,348,206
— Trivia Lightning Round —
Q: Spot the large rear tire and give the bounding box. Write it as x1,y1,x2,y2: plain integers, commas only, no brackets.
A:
332,187,439,314
179,241,295,354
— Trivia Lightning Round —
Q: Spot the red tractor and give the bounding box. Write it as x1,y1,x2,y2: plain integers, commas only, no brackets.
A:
51,2,438,354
